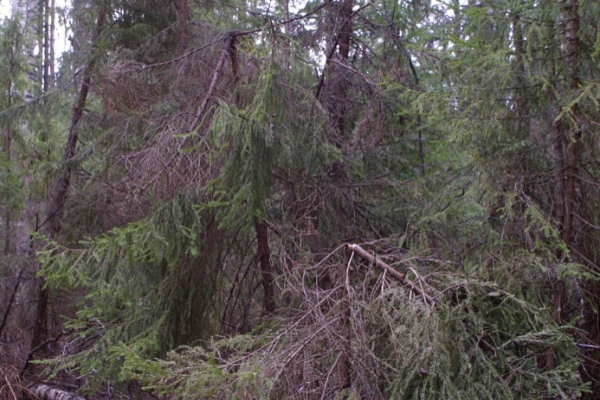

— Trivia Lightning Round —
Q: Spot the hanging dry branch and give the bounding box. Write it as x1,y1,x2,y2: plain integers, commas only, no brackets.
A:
0,270,22,338
188,31,239,132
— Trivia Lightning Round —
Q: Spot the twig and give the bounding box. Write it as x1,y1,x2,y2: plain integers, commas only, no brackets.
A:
21,329,73,375
320,351,343,400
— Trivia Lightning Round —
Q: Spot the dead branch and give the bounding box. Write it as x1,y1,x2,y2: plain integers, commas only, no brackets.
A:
21,330,72,375
0,270,22,338
345,244,435,305
188,31,239,132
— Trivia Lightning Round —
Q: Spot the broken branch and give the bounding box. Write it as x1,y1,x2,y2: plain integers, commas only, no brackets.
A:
346,243,434,305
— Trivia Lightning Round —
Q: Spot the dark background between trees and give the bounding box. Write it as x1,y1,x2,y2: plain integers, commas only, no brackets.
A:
2,0,600,399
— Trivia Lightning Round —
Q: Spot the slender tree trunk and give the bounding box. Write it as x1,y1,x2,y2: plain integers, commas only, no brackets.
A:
255,217,275,314
561,0,580,248
557,2,600,396
548,0,583,379
315,0,354,145
0,270,22,338
43,0,49,94
50,0,55,86
550,0,581,321
45,4,107,235
3,17,20,255
338,248,352,390
329,0,353,139
177,0,189,50
26,2,108,378
4,100,13,256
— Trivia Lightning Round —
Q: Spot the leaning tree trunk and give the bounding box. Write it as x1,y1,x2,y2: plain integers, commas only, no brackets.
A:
24,2,108,379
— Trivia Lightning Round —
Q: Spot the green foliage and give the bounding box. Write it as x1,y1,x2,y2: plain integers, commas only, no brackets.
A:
20,0,600,398
38,190,225,391
379,280,584,399
0,154,23,216
209,53,337,227
111,256,586,400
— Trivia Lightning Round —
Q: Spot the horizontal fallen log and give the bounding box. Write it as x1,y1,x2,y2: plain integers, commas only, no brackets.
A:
28,383,85,400
346,244,435,306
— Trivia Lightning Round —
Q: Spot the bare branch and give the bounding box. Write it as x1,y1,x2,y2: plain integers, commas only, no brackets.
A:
346,244,435,306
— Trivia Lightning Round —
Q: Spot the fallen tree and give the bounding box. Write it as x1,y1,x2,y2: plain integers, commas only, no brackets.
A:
28,383,85,400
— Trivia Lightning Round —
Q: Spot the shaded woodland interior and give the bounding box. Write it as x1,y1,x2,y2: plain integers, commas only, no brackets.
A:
2,0,600,399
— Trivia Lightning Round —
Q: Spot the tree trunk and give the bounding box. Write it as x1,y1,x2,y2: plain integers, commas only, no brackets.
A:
176,0,189,50
50,0,55,87
45,3,107,235
4,100,13,256
26,2,109,378
255,217,275,314
316,0,354,144
550,0,581,325
42,0,49,94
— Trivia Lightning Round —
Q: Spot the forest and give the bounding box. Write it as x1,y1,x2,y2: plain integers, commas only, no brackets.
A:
1,0,600,399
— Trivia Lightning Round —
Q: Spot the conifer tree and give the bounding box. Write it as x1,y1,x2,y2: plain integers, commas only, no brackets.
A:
5,0,599,398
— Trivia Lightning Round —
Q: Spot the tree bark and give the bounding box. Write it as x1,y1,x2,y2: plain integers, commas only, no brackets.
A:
561,0,580,248
4,80,13,256
547,0,583,380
